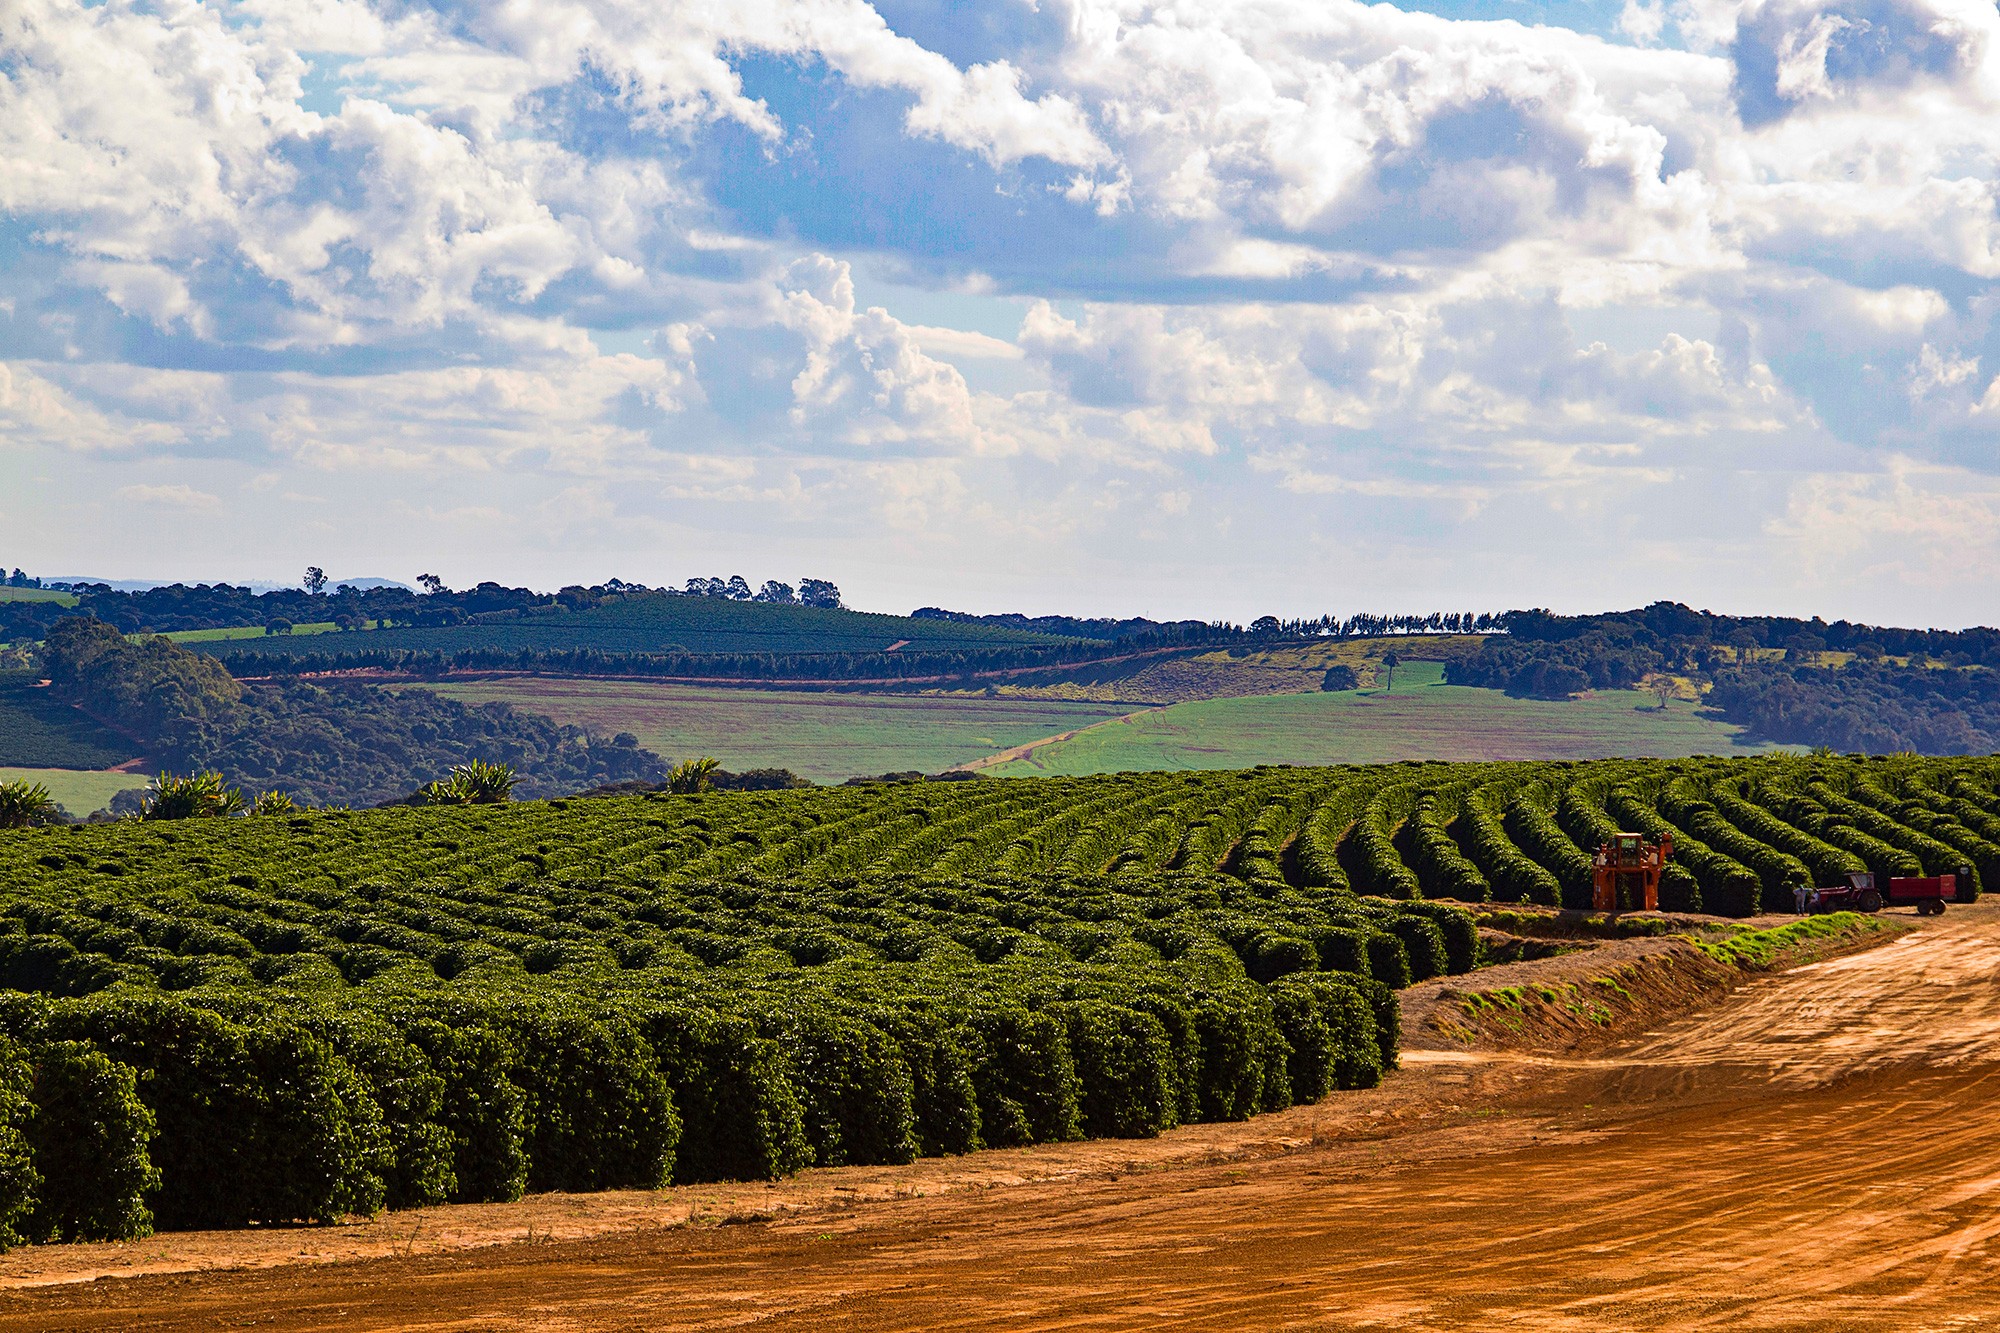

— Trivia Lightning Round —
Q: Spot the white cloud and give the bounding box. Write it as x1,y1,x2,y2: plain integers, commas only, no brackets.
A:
8,0,2000,621
117,483,221,510
1908,343,1981,399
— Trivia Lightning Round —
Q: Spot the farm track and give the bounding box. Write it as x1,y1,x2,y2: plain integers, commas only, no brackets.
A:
8,904,2000,1330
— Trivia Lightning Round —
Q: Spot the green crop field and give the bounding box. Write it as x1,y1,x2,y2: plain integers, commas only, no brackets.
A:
198,592,1087,667
0,589,75,606
419,678,1133,782
0,672,142,770
0,751,1983,1247
0,767,147,817
985,663,1788,775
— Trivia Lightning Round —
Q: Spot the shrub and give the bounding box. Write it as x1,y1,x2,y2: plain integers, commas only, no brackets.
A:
0,1040,37,1249
775,1007,918,1167
1055,1001,1177,1139
23,1041,158,1241
641,1007,810,1184
964,1008,1079,1149
509,1007,678,1192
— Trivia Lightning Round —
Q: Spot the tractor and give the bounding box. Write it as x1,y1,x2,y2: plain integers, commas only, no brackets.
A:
1802,869,1965,916
1592,832,1671,912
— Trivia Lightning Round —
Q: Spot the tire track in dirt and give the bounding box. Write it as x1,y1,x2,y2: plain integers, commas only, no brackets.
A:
9,905,2000,1331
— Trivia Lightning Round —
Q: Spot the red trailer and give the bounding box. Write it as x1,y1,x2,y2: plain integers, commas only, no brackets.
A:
1803,870,1963,916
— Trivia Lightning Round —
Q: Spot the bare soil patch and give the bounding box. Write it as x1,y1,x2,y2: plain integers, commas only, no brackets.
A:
3,902,1995,1331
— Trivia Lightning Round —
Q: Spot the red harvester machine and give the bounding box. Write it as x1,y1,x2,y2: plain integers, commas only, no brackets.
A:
1593,832,1671,912
1803,869,1968,916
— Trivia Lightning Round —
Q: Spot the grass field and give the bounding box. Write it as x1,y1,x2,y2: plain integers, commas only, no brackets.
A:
158,622,344,643
0,588,76,605
0,766,147,816
418,678,1134,782
982,662,1791,775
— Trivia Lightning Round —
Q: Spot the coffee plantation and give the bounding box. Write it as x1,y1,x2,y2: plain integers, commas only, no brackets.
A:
0,752,1988,1246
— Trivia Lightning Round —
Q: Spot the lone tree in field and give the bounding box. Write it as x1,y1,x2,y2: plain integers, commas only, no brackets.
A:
1380,650,1402,693
1321,664,1358,692
303,566,327,596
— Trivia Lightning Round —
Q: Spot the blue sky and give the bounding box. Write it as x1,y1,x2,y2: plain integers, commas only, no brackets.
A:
4,0,2000,625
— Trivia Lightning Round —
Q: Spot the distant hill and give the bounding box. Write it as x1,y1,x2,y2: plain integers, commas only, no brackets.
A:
199,593,1091,664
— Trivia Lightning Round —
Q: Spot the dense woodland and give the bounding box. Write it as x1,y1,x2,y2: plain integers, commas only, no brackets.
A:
39,620,667,808
1445,603,2000,754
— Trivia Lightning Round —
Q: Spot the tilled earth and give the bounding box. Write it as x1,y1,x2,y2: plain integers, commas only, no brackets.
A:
6,904,2000,1331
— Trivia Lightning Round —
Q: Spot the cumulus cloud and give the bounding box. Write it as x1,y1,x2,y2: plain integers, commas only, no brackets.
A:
6,0,2000,621
116,483,221,511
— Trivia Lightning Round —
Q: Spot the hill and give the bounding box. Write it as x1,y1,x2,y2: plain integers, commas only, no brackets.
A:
979,663,1785,775
419,678,1133,783
33,619,670,806
202,592,1088,661
194,593,1195,684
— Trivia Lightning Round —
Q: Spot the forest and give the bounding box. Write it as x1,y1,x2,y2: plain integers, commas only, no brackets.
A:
36,620,668,808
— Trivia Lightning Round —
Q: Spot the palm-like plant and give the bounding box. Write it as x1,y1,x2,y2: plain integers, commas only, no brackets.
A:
0,781,62,830
141,771,247,820
421,760,517,806
667,756,722,794
248,790,298,816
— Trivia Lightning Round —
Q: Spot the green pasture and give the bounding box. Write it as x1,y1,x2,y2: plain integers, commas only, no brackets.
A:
418,677,1133,783
0,766,147,816
157,621,345,643
0,588,75,605
986,662,1792,776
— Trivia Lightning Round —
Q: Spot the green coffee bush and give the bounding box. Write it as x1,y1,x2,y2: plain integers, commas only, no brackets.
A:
24,1041,158,1242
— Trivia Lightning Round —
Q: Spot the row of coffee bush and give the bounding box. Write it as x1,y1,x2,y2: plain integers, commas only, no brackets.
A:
0,945,1400,1240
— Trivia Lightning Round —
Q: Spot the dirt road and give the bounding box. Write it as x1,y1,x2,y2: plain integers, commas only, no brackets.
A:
8,906,2000,1331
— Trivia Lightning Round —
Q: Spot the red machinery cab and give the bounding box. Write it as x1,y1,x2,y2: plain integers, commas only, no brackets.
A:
1593,833,1670,912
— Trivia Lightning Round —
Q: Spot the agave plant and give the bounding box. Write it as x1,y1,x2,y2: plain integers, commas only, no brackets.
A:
248,790,298,816
667,756,722,795
0,780,62,830
422,760,517,806
141,771,248,820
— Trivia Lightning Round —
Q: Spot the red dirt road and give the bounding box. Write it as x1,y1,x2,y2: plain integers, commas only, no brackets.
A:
8,907,2000,1331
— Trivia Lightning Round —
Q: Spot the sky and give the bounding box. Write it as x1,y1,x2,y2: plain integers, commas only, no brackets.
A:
3,0,2000,626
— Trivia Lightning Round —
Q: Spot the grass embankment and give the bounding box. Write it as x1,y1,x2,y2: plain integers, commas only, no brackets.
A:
1693,912,1903,971
1429,914,1904,1051
983,661,1788,776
